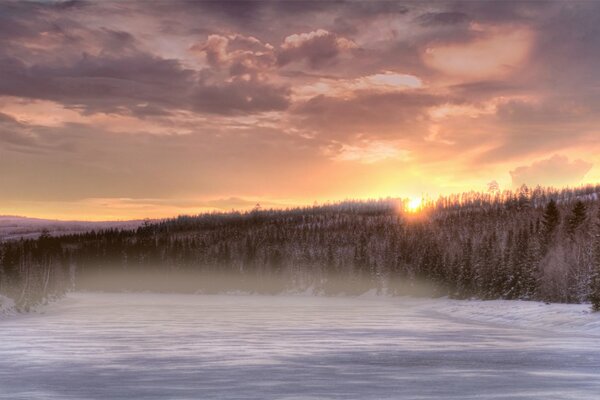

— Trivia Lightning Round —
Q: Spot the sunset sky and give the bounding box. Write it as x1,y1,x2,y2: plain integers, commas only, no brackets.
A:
1,0,599,220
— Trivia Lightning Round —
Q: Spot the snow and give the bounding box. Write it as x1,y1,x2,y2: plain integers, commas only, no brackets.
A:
0,295,15,317
0,215,145,241
0,292,599,399
432,298,600,334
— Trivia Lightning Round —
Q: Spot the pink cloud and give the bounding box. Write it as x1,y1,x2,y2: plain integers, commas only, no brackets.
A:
510,155,592,188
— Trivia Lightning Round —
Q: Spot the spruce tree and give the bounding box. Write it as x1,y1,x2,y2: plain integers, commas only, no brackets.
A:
591,205,600,311
517,184,531,210
567,200,587,236
591,269,600,312
541,199,560,253
456,238,473,299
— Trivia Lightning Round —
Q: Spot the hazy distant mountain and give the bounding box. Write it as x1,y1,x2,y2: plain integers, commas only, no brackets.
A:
0,216,146,242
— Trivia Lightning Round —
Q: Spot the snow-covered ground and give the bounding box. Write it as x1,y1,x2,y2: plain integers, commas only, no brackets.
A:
0,292,599,399
0,295,15,318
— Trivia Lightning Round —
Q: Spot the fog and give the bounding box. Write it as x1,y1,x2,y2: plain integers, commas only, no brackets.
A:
75,268,440,297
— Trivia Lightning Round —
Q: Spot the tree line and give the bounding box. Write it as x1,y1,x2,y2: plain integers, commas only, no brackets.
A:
1,184,600,311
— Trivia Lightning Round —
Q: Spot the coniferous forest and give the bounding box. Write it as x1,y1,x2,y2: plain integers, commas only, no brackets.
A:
2,185,600,311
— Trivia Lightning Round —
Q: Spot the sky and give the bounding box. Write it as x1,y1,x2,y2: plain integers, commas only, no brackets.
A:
1,0,599,220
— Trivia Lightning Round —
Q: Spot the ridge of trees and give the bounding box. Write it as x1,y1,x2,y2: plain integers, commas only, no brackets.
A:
2,184,600,311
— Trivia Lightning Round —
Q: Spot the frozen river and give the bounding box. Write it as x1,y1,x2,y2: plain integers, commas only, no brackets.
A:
1,292,599,399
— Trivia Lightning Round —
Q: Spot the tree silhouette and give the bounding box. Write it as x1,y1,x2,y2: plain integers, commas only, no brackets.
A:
591,205,600,311
541,199,560,253
567,200,587,237
3,185,600,310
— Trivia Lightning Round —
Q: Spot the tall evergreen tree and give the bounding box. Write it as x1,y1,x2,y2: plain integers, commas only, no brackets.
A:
567,200,587,237
456,238,473,299
591,205,600,311
541,199,560,253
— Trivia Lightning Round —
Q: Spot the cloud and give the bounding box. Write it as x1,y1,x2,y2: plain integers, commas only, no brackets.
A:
0,112,38,150
81,196,286,213
201,197,288,210
191,79,290,115
474,94,600,164
0,49,290,116
510,155,592,188
0,52,191,115
278,29,357,69
0,4,290,117
190,34,276,77
417,12,470,26
294,71,422,100
191,1,265,25
423,26,533,79
294,90,446,141
3,0,600,218
331,141,410,164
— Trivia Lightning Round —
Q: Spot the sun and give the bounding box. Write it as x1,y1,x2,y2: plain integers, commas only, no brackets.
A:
406,197,422,213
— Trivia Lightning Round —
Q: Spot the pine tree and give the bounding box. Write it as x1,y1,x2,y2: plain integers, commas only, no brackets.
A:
567,200,587,237
590,268,600,312
517,184,531,210
591,271,600,312
591,205,600,311
541,199,560,253
456,238,473,299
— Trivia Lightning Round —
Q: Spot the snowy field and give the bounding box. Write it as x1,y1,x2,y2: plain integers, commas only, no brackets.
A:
1,293,599,400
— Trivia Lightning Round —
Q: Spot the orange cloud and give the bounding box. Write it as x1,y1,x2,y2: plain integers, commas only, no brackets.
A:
293,71,422,100
330,140,410,164
423,25,533,79
278,29,357,68
510,155,593,188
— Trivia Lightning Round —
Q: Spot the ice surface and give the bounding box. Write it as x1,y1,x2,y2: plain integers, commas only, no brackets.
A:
1,292,599,399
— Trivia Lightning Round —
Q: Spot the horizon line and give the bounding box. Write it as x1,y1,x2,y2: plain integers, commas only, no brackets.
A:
3,182,599,223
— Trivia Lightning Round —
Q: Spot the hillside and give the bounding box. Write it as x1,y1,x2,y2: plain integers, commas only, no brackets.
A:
0,216,146,242
1,185,600,311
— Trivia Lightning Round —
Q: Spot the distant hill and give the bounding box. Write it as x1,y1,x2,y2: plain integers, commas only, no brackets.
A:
0,216,146,242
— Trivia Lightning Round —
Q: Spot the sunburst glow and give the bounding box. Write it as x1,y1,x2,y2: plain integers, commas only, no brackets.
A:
406,197,423,212
0,1,598,220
